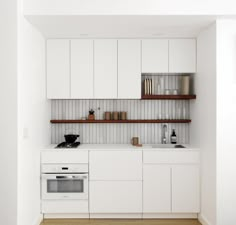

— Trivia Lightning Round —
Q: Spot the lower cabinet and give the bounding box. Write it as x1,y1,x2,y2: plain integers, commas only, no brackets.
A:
172,165,200,213
90,181,142,213
143,165,171,213
143,165,200,214
42,200,88,213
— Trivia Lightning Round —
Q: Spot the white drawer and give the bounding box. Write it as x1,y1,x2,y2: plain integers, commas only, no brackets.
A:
41,151,88,164
90,181,142,213
89,151,142,180
143,151,200,164
41,200,88,213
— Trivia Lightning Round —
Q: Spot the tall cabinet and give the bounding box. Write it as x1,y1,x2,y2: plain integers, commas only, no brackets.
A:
118,39,141,99
94,40,117,99
47,40,70,99
71,40,94,99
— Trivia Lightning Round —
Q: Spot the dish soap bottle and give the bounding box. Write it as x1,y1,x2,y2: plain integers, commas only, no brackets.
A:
170,129,177,144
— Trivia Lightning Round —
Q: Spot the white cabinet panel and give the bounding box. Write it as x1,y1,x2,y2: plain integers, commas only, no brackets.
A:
42,200,88,213
71,40,94,99
89,151,142,180
94,40,117,99
142,39,168,73
118,40,141,99
41,151,88,164
47,40,70,99
143,151,200,164
169,39,196,73
172,165,200,213
143,165,171,213
90,181,142,213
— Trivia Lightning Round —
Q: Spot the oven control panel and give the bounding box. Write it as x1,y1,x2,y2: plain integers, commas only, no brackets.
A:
41,164,88,173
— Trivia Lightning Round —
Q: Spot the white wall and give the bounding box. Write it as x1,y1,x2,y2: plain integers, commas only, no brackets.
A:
17,1,50,225
191,23,217,225
23,0,236,15
216,19,236,225
0,0,18,225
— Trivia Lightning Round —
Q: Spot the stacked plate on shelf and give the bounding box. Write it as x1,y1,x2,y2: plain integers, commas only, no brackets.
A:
143,78,154,95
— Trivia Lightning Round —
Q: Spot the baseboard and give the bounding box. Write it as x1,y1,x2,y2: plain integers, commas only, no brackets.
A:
90,213,142,219
198,214,212,225
143,213,198,219
44,213,89,219
33,214,43,225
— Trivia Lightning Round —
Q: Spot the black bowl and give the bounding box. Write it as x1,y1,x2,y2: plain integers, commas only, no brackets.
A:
64,134,79,144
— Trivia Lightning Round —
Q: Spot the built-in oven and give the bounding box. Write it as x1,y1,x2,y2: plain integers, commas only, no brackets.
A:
41,164,88,200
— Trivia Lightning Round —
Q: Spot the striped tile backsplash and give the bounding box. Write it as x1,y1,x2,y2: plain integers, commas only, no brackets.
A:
51,99,190,144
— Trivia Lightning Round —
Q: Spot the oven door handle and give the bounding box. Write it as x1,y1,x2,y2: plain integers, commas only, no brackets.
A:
41,174,88,180
55,175,88,179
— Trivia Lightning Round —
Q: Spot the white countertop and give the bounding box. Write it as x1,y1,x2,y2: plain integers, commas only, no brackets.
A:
43,144,199,151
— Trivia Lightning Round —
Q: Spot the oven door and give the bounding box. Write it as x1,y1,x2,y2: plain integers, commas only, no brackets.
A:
42,173,88,200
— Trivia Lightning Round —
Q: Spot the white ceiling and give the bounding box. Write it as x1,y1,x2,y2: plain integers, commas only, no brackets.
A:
25,15,217,38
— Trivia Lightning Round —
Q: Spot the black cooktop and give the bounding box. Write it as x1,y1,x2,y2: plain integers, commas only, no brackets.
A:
55,142,80,149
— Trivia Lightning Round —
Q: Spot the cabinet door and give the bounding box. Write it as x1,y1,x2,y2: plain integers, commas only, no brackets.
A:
94,40,117,99
142,39,168,73
118,40,141,99
172,165,200,213
169,39,196,73
71,40,93,99
89,151,142,181
47,40,70,99
90,181,142,213
143,165,171,213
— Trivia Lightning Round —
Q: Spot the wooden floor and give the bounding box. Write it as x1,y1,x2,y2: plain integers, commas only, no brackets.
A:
40,219,202,225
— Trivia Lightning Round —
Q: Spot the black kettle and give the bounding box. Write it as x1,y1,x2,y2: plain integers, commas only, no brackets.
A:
64,134,79,144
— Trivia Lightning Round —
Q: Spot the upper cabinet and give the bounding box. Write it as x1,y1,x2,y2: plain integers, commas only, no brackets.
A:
71,40,94,99
142,39,196,73
169,39,196,73
46,38,196,99
142,39,168,73
94,40,117,99
47,40,70,99
118,40,141,99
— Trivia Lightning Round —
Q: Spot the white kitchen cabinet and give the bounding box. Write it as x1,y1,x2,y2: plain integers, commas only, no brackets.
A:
41,151,88,164
143,165,171,213
118,40,141,99
142,39,169,73
47,40,70,99
71,40,94,99
172,165,200,213
169,39,196,73
42,200,88,214
94,40,117,99
89,151,142,181
90,181,142,213
143,150,200,164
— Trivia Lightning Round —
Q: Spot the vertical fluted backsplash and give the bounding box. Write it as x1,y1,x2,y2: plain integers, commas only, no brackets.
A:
51,99,190,144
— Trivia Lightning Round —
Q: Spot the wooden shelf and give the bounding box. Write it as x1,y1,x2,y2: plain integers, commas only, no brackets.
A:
50,119,191,124
141,95,196,100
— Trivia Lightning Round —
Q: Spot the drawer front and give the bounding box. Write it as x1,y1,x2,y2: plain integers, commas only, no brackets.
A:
89,151,142,180
143,151,200,164
41,200,88,213
41,151,88,164
90,181,142,213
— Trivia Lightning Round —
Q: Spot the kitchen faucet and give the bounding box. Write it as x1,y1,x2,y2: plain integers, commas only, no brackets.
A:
162,124,168,144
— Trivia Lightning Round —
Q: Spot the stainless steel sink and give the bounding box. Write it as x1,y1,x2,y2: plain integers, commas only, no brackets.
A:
151,144,186,149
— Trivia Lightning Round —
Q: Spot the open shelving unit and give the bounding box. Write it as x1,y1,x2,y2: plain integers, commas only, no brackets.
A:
141,94,196,100
50,119,191,124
